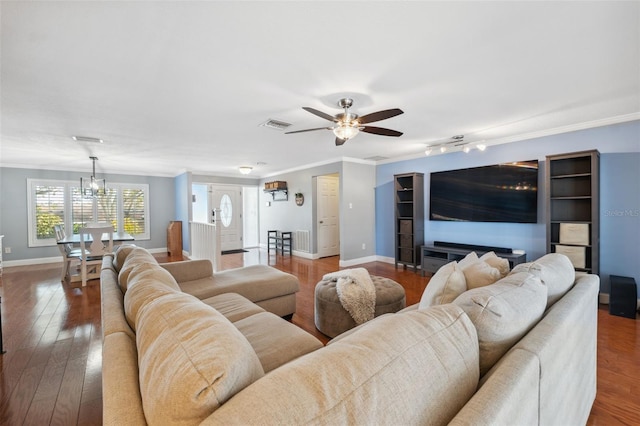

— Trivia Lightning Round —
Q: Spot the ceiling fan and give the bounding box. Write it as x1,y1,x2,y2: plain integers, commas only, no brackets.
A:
285,98,404,146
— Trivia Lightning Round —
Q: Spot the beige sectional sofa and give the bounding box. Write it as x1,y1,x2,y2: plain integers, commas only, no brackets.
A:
101,246,599,425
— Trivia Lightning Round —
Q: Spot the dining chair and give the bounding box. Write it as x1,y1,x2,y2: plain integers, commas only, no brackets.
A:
71,225,114,286
54,224,82,282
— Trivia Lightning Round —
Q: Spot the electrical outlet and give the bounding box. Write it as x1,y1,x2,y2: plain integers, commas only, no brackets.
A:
362,243,366,250
5,247,11,254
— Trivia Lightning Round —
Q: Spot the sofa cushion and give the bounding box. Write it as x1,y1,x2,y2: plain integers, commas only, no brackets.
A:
179,264,299,302
418,261,466,308
453,272,547,376
480,251,511,277
136,291,264,426
234,311,324,373
118,247,158,292
123,265,181,331
511,253,576,307
207,304,479,425
202,292,266,323
113,244,137,272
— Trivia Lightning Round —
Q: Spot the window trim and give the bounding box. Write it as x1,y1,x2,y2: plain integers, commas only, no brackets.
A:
27,179,150,247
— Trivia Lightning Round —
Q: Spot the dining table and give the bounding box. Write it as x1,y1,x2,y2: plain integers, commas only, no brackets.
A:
56,231,134,282
56,231,135,246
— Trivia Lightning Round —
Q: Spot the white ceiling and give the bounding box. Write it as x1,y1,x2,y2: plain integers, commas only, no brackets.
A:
1,1,638,178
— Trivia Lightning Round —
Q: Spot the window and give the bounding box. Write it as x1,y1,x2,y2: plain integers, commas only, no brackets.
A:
27,179,150,247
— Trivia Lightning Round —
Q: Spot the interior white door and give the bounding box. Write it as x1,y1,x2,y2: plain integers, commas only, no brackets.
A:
210,185,243,251
317,175,340,258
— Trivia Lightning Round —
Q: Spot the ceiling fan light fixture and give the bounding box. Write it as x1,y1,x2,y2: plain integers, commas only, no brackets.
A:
463,146,471,153
333,123,359,140
477,143,487,151
424,147,432,156
440,146,447,153
238,166,253,175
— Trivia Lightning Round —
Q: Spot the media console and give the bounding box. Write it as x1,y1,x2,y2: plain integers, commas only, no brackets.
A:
420,243,527,276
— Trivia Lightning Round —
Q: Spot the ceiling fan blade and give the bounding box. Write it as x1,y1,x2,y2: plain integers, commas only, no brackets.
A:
302,107,338,122
361,126,403,137
335,137,347,146
358,108,404,124
285,127,333,134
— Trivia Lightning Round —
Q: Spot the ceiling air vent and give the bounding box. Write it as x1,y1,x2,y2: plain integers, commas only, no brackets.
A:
260,119,292,131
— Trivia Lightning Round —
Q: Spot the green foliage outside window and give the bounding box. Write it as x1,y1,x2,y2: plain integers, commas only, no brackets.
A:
36,208,62,239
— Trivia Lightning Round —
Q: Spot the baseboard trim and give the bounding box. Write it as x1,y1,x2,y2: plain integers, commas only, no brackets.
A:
4,256,61,267
3,246,167,268
599,292,610,305
339,255,378,268
598,293,640,312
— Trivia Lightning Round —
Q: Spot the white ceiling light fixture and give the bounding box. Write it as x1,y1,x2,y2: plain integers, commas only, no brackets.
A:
238,166,253,175
81,156,106,198
477,143,487,151
424,147,433,156
463,146,471,153
73,135,103,144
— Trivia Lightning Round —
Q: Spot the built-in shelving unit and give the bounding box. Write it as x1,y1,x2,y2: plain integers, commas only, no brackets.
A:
546,150,599,275
394,172,424,271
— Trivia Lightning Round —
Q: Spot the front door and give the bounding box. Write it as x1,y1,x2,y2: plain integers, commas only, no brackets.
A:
210,185,243,251
317,175,340,258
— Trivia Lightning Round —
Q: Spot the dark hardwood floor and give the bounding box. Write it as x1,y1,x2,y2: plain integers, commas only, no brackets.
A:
0,249,637,425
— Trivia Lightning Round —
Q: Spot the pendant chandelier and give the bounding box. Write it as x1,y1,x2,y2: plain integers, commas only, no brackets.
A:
81,156,106,197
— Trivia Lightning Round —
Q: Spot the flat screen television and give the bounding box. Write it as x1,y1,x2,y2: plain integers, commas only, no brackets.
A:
429,160,538,223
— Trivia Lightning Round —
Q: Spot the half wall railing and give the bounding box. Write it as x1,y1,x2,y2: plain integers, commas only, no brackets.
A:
189,218,221,272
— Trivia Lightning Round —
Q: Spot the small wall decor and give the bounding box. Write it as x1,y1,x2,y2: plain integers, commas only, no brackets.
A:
295,192,304,206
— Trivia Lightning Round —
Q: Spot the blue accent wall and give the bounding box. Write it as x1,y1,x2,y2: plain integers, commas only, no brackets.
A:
600,152,640,294
376,120,640,296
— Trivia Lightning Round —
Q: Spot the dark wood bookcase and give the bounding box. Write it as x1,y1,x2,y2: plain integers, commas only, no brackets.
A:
546,150,599,275
394,172,424,271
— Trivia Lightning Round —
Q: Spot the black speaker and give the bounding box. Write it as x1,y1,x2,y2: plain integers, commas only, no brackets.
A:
609,275,638,319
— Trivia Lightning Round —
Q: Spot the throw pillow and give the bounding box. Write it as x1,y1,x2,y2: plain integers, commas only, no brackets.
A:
462,261,502,289
453,271,548,376
511,253,576,308
457,251,479,269
479,251,510,277
418,261,467,308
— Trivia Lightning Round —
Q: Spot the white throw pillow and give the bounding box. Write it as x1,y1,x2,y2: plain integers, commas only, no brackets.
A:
462,261,502,289
419,261,467,308
457,252,479,269
479,251,510,277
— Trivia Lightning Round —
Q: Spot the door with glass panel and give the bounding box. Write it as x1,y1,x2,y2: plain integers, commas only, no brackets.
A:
210,185,243,251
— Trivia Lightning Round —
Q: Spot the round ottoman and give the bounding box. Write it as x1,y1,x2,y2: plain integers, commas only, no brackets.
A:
314,275,406,338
